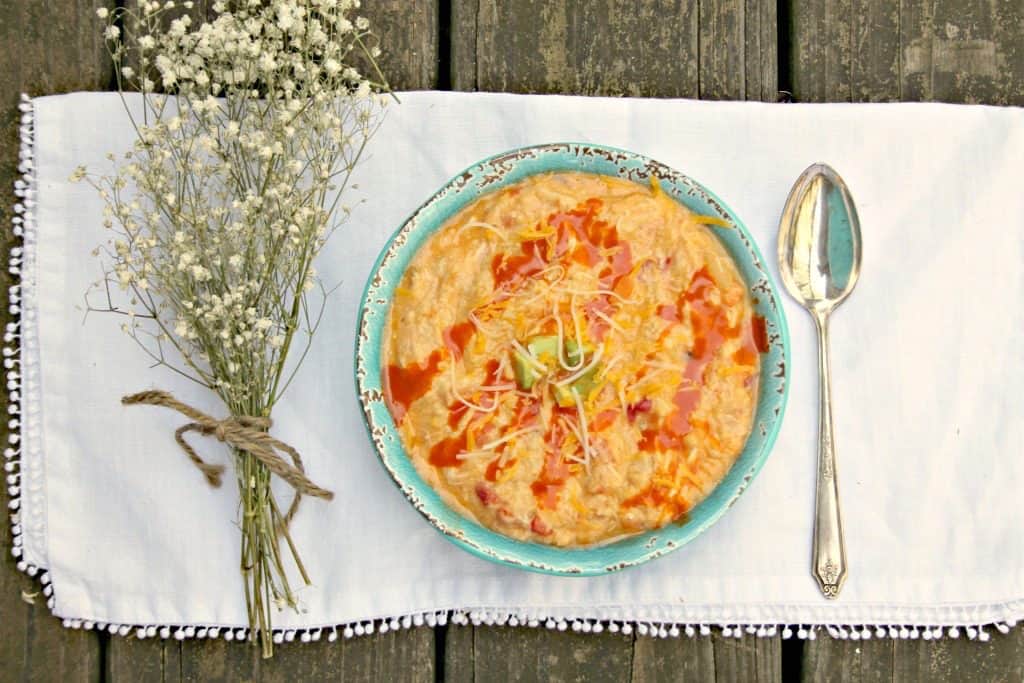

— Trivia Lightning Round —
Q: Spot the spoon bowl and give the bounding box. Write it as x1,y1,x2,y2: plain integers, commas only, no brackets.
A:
778,162,862,598
778,164,862,314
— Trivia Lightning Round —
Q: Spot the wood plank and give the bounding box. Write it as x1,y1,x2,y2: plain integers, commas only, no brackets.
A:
791,0,1024,104
453,0,701,97
469,624,634,681
901,0,1024,104
335,627,436,683
358,0,440,91
0,0,112,678
802,633,894,683
631,631,715,681
711,630,782,681
453,0,777,99
443,624,475,682
109,627,435,682
892,631,1024,682
699,0,778,100
178,637,260,682
108,637,183,683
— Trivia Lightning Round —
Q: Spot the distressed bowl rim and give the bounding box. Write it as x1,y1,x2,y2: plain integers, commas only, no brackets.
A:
354,142,791,576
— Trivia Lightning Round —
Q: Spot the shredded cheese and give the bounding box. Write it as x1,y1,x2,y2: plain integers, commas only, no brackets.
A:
554,344,604,387
478,383,516,391
590,309,624,334
449,361,500,413
554,302,584,371
572,387,593,471
457,220,506,240
510,339,547,373
692,215,732,228
556,286,637,305
480,427,541,451
455,449,496,461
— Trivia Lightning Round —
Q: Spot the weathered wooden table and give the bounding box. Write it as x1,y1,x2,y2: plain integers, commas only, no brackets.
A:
2,1,1023,680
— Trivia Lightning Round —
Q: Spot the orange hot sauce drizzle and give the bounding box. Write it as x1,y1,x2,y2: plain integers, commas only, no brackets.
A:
384,349,445,424
628,266,764,516
442,320,475,361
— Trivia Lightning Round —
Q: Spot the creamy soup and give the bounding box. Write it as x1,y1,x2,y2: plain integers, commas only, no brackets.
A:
382,172,764,547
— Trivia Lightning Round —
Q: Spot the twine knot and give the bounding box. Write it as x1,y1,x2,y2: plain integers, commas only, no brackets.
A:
122,390,334,522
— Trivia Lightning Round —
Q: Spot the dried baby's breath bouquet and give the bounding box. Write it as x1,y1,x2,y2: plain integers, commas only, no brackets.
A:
76,0,387,656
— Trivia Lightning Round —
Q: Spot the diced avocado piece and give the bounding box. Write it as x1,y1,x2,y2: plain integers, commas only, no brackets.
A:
512,336,584,390
513,347,540,390
553,366,600,407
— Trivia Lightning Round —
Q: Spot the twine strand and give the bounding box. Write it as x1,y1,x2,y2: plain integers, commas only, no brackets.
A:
122,390,334,524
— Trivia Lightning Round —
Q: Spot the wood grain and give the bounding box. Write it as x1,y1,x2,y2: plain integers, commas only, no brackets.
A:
802,634,894,683
700,0,778,99
0,0,112,678
467,625,634,682
358,0,440,91
632,632,716,681
791,0,1024,103
453,0,701,96
452,0,776,99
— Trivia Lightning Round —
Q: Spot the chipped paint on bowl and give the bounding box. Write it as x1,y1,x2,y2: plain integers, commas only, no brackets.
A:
355,143,790,575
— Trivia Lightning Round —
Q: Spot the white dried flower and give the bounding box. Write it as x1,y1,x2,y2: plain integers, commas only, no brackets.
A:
85,0,387,645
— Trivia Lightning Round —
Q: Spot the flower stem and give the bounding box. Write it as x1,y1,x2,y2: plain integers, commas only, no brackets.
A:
234,443,308,658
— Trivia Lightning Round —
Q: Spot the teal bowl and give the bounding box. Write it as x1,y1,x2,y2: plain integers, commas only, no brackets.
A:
355,143,790,575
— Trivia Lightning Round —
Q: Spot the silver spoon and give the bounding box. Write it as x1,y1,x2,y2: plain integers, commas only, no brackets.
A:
777,163,862,598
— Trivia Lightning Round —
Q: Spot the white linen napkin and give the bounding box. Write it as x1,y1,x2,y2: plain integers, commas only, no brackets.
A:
11,91,1024,636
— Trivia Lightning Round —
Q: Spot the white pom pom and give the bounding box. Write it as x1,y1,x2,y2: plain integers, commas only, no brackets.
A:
272,632,284,644
328,629,338,642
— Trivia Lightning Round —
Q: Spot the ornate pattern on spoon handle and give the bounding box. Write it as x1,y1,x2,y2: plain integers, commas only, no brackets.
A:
812,311,847,598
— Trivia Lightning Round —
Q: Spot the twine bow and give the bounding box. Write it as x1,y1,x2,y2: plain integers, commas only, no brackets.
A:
122,390,334,523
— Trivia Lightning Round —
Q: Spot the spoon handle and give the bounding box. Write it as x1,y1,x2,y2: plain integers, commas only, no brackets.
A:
812,312,847,598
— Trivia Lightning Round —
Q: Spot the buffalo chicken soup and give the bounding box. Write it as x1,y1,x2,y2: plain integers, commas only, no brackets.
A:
382,172,765,547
